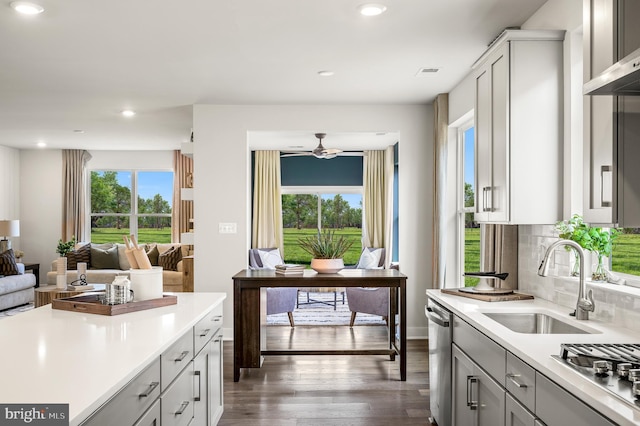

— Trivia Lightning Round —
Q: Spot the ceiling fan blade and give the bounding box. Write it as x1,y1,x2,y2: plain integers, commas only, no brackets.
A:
281,152,312,158
336,152,365,156
322,148,343,155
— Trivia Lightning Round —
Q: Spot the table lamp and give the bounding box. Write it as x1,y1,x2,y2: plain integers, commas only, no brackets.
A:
0,220,20,253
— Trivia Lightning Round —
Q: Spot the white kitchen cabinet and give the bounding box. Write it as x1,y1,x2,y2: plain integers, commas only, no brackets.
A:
452,344,505,426
583,0,640,226
506,393,535,426
472,30,564,224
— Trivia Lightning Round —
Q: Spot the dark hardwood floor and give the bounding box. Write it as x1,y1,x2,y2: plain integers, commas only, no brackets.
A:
220,325,432,425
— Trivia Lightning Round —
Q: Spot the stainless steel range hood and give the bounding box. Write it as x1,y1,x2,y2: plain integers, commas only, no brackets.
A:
584,46,640,95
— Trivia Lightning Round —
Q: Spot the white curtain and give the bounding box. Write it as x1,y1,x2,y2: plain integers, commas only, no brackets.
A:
62,149,92,242
251,151,283,252
362,146,394,268
481,224,519,289
172,150,194,244
432,93,448,289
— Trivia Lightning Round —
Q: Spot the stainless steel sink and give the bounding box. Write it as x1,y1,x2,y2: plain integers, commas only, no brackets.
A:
482,312,592,334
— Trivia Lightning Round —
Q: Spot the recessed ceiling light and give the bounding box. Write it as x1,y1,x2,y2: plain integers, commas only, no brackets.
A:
357,3,387,16
73,129,85,133
121,110,136,117
36,141,46,148
10,1,44,15
317,70,334,77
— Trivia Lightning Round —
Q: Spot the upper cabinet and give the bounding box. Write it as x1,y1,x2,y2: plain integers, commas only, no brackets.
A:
473,30,565,224
583,0,640,226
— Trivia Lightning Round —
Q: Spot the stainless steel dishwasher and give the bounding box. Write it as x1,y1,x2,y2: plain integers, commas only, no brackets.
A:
426,297,452,426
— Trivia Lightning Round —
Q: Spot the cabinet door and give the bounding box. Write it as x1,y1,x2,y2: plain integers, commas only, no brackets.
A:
134,399,161,426
488,44,509,223
475,66,492,222
452,344,505,426
162,361,195,426
506,393,536,426
210,330,224,425
474,43,509,223
192,343,209,426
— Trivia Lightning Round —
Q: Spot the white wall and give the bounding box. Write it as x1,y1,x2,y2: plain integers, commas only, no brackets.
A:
19,150,173,284
193,104,433,338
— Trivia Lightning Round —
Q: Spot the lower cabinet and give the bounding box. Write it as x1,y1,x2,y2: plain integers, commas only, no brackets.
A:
79,305,224,426
451,314,616,426
452,344,505,426
193,328,224,426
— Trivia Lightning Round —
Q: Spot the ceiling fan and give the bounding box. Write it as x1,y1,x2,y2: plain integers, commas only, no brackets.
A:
280,133,363,160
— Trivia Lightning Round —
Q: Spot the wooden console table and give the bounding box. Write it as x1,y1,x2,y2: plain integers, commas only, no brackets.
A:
232,268,407,382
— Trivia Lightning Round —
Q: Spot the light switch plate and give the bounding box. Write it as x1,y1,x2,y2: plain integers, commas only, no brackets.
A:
219,223,237,234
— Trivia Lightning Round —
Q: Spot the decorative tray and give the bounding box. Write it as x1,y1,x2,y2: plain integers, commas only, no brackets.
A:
51,293,177,316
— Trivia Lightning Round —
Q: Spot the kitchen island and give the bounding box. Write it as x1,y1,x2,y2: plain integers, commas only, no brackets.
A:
427,289,640,426
0,292,226,426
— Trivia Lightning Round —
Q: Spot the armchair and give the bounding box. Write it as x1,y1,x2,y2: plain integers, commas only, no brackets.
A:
248,248,297,327
345,248,387,327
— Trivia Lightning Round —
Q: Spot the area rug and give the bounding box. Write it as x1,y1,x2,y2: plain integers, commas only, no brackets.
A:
267,292,386,326
0,302,34,319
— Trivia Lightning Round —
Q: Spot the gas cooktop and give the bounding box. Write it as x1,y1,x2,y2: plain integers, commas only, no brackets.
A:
553,343,640,409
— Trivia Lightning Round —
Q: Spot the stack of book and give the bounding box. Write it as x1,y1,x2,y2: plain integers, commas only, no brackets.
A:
275,264,305,275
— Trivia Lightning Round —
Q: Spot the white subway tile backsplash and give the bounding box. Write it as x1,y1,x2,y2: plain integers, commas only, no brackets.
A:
519,224,640,332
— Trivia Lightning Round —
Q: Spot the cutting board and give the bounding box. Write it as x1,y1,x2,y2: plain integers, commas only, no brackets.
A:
441,288,534,302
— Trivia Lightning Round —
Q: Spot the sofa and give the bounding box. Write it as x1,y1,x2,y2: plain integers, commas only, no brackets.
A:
0,250,37,311
46,242,191,292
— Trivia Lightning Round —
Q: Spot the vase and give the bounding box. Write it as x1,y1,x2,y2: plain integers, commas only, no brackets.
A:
310,258,344,274
56,256,67,289
592,253,607,282
570,249,580,277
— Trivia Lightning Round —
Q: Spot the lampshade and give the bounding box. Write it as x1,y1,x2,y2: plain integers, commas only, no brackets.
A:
0,220,20,237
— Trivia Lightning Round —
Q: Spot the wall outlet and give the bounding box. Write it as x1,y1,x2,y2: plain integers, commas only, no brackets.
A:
219,223,237,234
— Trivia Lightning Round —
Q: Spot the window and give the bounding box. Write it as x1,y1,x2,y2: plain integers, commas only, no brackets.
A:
458,124,480,286
281,187,362,266
90,170,173,244
611,228,640,283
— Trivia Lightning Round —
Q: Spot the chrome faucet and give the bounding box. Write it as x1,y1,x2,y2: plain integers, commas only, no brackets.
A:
538,239,595,320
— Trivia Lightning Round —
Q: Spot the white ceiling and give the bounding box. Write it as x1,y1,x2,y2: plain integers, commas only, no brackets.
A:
0,0,547,151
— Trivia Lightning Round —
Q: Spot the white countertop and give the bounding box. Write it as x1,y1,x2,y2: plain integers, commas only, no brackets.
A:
427,289,640,426
0,292,226,426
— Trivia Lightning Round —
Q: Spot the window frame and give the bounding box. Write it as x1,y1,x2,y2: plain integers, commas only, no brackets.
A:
89,168,173,242
456,119,476,287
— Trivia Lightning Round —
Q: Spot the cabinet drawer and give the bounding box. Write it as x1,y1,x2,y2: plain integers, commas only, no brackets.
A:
134,398,160,426
161,361,194,426
161,330,194,392
453,315,506,384
80,358,161,426
194,303,223,355
506,351,536,412
535,373,616,426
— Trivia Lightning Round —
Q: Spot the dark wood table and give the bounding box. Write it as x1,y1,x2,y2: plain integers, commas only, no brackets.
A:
232,268,407,382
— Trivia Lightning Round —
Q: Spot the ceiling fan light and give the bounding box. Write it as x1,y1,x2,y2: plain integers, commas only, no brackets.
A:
358,3,387,16
11,1,44,15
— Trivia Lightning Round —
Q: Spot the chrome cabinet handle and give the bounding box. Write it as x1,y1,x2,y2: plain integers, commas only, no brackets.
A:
506,373,528,388
174,401,190,416
138,381,159,398
199,328,211,337
467,376,478,410
600,165,612,207
212,315,222,322
174,350,189,362
482,186,492,212
194,371,202,401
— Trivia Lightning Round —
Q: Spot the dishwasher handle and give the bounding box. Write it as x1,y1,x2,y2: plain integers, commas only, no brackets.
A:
425,305,450,327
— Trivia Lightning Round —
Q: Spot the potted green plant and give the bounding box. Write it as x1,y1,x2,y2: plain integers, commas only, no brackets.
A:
298,229,353,273
555,215,619,281
56,236,77,257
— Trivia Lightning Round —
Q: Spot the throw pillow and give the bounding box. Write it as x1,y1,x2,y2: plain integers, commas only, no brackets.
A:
90,245,120,269
355,248,384,269
158,245,182,271
66,243,91,270
145,244,160,266
0,249,19,276
257,248,283,270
